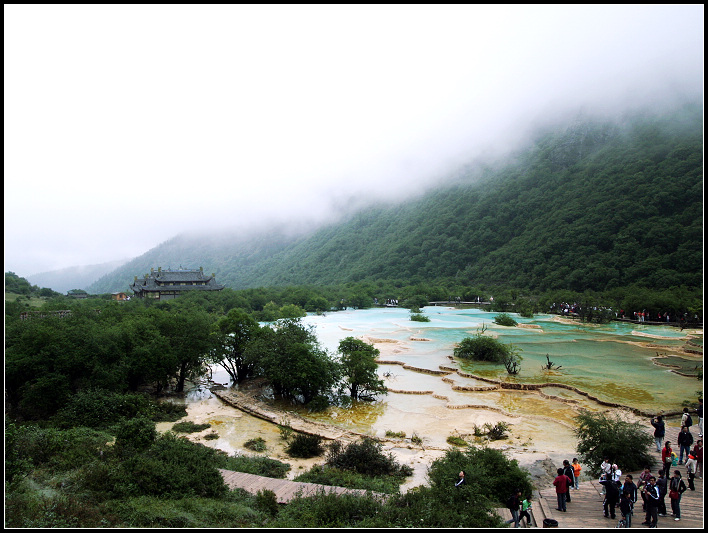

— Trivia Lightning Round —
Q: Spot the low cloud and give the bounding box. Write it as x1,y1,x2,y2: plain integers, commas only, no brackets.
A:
4,5,703,276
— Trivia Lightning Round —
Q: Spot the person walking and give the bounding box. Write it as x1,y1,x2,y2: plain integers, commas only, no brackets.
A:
611,463,622,483
651,416,665,453
641,476,660,528
622,474,638,503
637,466,652,511
661,441,673,479
599,472,619,519
562,460,574,503
697,398,703,438
600,457,612,477
681,407,692,429
691,439,702,478
571,458,582,489
599,457,612,495
619,489,633,528
685,453,697,490
656,470,668,517
519,494,533,526
505,488,522,528
677,426,694,464
668,470,687,521
553,468,573,512
621,475,637,527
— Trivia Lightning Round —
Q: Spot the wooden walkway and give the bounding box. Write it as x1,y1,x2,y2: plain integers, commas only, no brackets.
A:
222,467,701,526
531,471,703,528
218,469,387,504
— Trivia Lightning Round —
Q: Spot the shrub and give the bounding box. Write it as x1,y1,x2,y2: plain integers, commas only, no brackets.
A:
272,491,384,528
493,313,518,326
117,433,227,499
244,437,267,452
5,424,63,475
573,410,654,476
52,389,155,429
501,351,522,375
427,447,533,506
254,490,279,517
171,421,211,433
306,395,331,413
484,422,509,440
294,464,402,493
218,454,290,478
360,485,503,528
326,438,413,478
115,417,157,453
447,435,467,446
152,401,188,422
410,313,430,322
114,494,265,527
518,307,534,319
385,430,406,438
454,334,511,362
278,417,294,441
285,434,324,458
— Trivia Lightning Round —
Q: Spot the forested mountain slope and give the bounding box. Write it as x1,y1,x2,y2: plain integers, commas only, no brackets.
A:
88,103,703,294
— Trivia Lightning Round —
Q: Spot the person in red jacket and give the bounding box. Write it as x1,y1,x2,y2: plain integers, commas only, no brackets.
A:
662,441,673,479
553,468,573,512
691,439,702,478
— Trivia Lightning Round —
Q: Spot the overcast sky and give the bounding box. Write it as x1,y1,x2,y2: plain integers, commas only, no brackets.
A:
4,5,703,276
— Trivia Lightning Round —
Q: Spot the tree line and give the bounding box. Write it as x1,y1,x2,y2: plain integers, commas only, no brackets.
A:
5,295,385,422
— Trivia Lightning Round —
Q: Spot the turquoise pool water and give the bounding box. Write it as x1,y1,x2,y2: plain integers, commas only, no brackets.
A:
301,306,702,414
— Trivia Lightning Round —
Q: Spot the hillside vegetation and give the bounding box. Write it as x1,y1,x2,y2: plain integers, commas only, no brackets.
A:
88,103,703,295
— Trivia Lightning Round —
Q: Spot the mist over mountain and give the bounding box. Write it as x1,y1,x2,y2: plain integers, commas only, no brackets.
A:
25,259,131,294
87,102,703,296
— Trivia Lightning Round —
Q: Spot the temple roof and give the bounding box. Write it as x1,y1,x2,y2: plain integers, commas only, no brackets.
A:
129,268,224,293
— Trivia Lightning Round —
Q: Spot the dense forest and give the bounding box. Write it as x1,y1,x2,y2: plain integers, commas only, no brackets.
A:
87,102,703,297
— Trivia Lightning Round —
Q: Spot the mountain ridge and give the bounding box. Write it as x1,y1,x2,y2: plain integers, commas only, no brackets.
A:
87,102,703,295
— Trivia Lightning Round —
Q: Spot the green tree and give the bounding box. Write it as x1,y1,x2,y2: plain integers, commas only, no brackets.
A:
255,319,341,405
153,308,216,392
212,308,261,383
305,296,330,313
493,313,518,326
573,410,654,476
427,446,533,505
338,337,385,400
453,328,515,363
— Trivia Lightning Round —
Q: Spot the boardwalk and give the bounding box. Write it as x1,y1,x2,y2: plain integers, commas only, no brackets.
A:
219,469,387,504
533,471,703,529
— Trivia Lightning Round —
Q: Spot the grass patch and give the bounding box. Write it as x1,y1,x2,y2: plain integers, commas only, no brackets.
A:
171,421,211,433
113,493,266,527
219,454,291,479
243,437,267,452
294,465,403,493
446,435,467,446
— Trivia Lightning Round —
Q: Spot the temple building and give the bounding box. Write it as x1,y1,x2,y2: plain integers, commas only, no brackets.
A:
129,267,224,300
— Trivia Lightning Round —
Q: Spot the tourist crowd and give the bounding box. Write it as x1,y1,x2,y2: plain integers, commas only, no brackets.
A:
537,401,703,528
